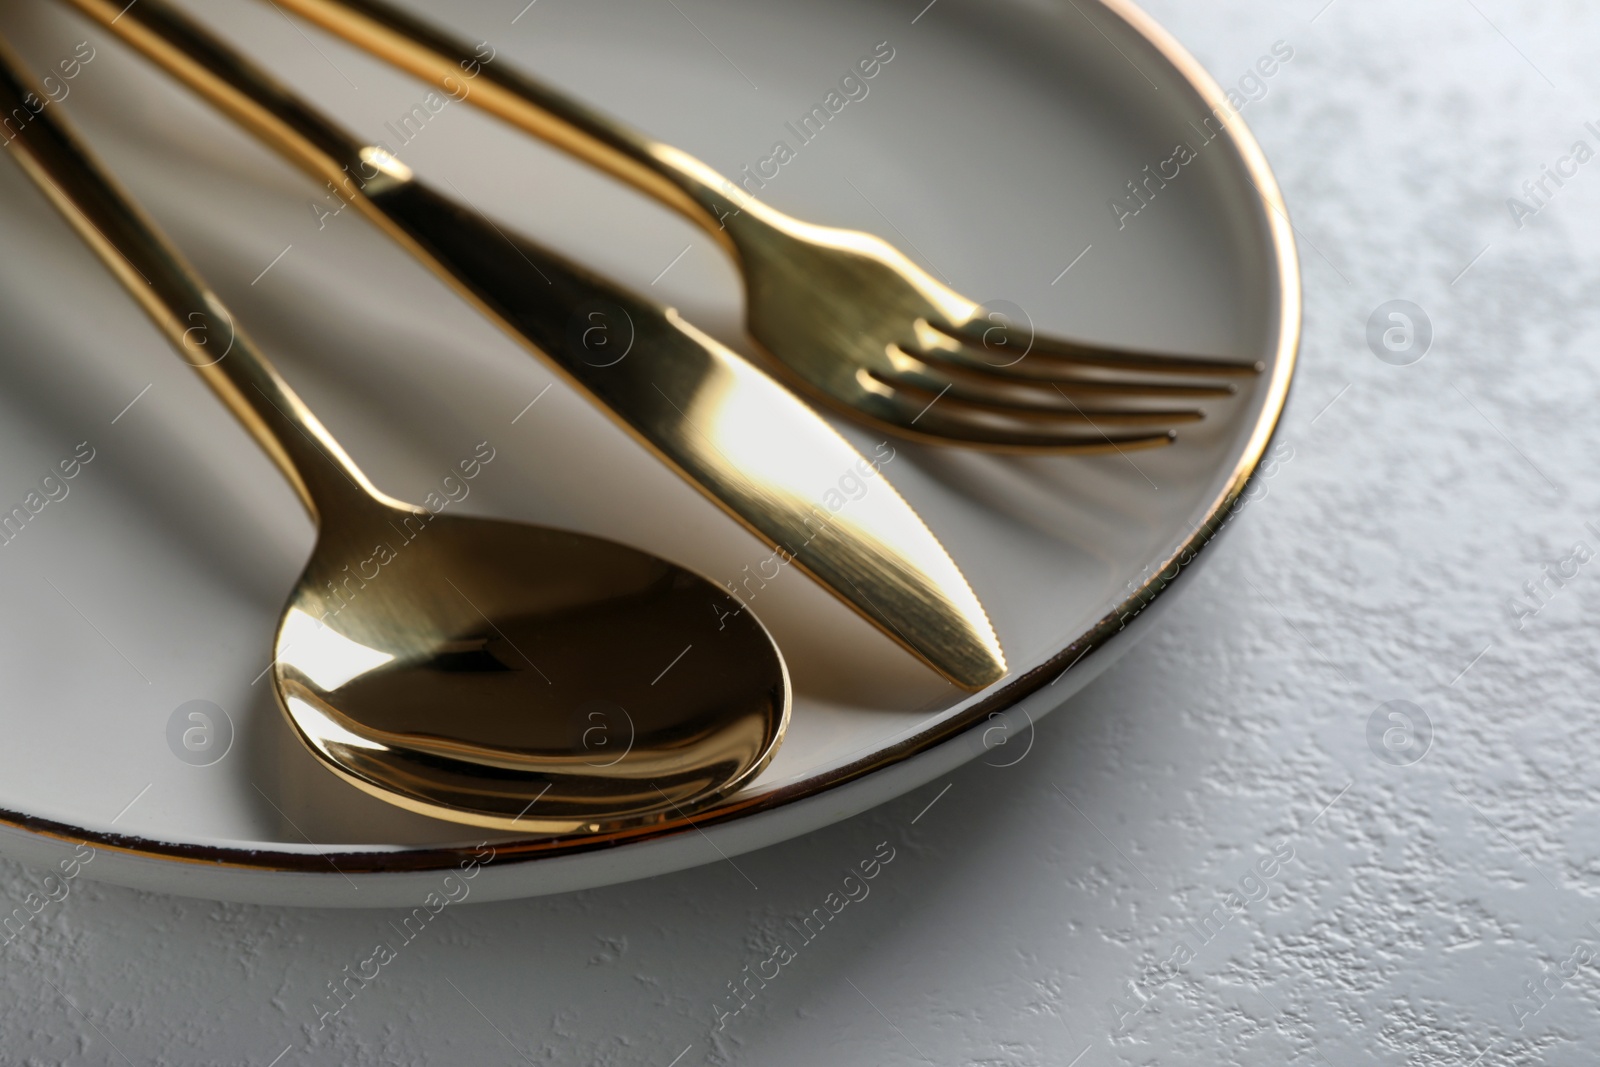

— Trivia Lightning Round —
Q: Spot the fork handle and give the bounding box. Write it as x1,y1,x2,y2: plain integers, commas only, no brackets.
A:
265,0,776,252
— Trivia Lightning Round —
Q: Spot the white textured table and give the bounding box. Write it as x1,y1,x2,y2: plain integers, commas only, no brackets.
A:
4,0,1596,1063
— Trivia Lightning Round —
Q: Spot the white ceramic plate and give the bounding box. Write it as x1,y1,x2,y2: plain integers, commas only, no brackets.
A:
0,0,1295,905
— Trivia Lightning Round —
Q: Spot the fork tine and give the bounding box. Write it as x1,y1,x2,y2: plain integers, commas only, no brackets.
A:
868,373,1203,428
869,359,1205,425
925,320,1264,378
878,392,1180,453
899,342,1238,400
914,422,1178,453
861,369,1203,443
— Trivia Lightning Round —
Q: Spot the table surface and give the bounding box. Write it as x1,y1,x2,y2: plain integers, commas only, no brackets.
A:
5,0,1599,1063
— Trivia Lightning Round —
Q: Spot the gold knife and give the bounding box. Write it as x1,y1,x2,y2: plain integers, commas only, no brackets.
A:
49,0,1007,689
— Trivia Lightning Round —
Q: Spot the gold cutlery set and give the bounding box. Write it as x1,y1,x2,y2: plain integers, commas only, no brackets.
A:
0,0,1254,834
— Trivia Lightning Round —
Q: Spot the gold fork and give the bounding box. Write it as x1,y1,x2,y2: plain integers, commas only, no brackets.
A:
266,0,1263,453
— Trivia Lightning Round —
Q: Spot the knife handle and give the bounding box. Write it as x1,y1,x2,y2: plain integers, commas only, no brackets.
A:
265,0,777,252
61,0,371,189
56,0,718,449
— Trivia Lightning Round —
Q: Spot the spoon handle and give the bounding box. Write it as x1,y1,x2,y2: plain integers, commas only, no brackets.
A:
0,36,372,519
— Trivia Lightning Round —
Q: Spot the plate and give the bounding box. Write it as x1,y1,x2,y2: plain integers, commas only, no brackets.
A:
0,0,1296,905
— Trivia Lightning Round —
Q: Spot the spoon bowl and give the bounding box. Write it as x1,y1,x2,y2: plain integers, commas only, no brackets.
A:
278,502,788,833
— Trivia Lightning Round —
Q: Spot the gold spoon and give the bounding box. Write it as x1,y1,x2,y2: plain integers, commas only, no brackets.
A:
0,36,789,835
